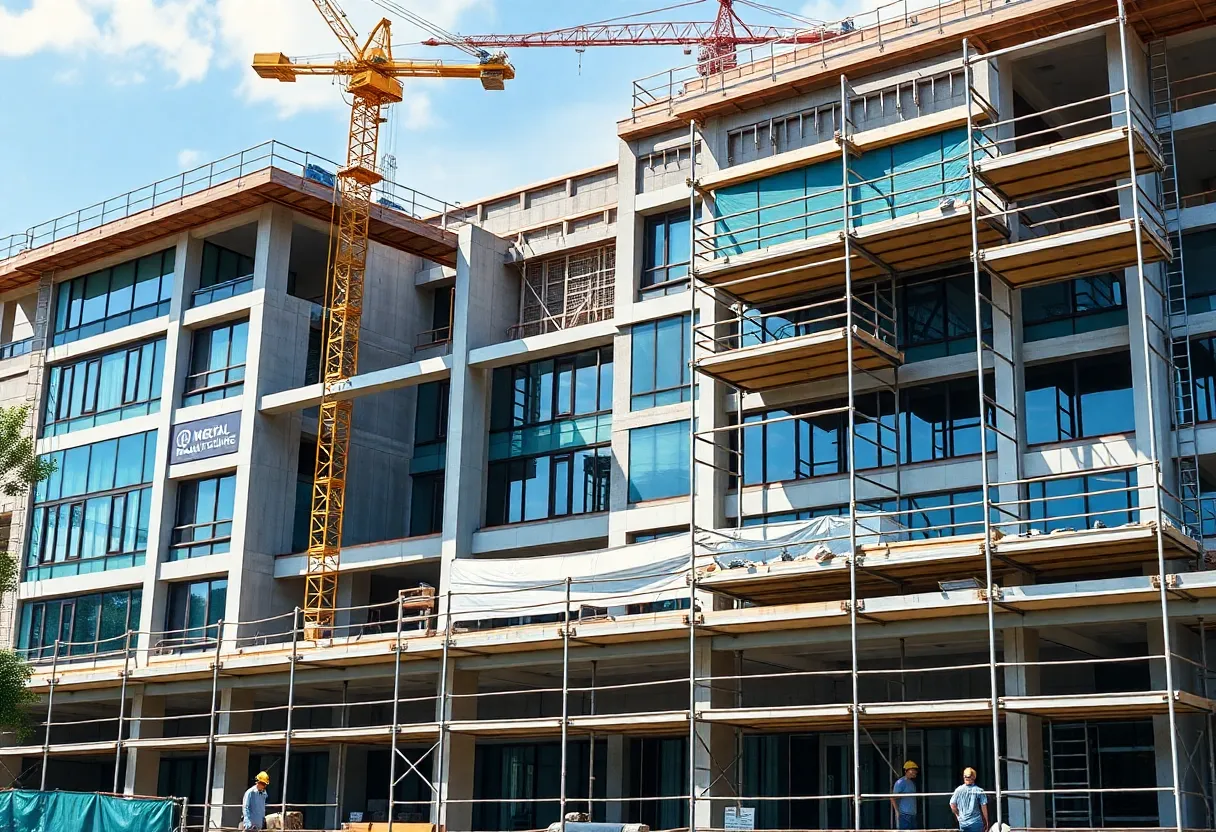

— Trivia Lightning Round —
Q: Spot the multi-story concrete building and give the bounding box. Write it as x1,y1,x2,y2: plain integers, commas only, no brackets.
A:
3,0,1216,829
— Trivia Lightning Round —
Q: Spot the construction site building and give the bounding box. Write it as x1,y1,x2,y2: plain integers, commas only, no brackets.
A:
3,0,1216,829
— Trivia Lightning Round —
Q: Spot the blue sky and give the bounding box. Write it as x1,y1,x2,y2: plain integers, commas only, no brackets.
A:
0,0,863,235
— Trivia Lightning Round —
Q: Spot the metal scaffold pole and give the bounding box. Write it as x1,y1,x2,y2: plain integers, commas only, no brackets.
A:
281,607,300,820
560,577,572,832
687,115,700,832
1115,0,1184,827
841,74,862,832
963,38,1004,828
388,593,405,832
113,628,132,793
1201,617,1216,826
39,639,59,791
202,621,224,825
432,591,453,829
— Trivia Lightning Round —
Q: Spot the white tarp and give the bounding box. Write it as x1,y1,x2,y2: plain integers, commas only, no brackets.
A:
702,513,903,569
448,515,904,622
448,537,691,622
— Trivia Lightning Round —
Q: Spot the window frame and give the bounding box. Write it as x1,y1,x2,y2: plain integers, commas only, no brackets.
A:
485,446,611,527
43,338,165,436
52,250,175,346
630,314,692,410
183,320,249,406
170,474,237,560
640,210,692,299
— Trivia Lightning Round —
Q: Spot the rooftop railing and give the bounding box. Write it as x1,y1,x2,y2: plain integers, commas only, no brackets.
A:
630,0,1039,119
0,140,465,265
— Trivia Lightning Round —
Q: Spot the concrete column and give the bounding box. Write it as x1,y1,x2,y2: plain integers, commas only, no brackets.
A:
604,734,626,823
138,231,199,649
692,643,737,829
1148,619,1205,828
1002,627,1044,828
209,688,254,830
439,226,512,623
123,693,165,797
434,668,478,832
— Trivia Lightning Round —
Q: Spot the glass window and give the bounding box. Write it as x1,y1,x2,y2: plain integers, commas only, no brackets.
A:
43,339,165,437
486,448,610,526
1191,336,1216,423
52,249,174,346
1023,274,1126,342
183,320,249,406
641,210,692,299
490,348,612,430
1029,470,1137,532
411,381,449,533
193,242,254,307
1183,229,1216,313
899,271,990,362
629,421,690,502
631,315,691,410
410,473,445,536
171,474,236,560
1025,353,1134,445
165,579,227,649
18,589,140,661
27,431,156,580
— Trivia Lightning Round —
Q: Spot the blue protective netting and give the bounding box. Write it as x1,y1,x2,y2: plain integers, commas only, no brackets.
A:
0,789,175,832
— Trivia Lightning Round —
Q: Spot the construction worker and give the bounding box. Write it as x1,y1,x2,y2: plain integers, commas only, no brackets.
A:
949,767,988,832
241,771,270,830
890,760,919,829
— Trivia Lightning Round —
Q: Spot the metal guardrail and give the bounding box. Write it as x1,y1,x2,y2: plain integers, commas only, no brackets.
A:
630,0,1036,118
0,140,465,265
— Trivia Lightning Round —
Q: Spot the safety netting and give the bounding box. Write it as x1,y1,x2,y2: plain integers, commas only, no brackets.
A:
0,789,176,832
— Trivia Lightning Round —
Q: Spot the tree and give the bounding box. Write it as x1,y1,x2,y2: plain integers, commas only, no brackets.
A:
0,405,56,740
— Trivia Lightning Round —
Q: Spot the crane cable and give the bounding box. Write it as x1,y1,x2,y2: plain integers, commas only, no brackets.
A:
365,0,488,59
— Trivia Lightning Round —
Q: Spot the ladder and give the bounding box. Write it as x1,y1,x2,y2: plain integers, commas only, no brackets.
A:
1149,39,1204,545
1048,722,1094,828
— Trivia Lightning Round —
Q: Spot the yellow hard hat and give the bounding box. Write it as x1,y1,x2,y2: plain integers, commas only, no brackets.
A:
256,771,270,785
903,760,919,771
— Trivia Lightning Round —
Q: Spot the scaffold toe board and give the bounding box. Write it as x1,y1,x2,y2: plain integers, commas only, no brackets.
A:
975,124,1162,200
697,534,990,604
849,201,1007,273
1002,690,1216,720
994,522,1200,570
979,218,1171,287
694,326,901,392
0,740,118,758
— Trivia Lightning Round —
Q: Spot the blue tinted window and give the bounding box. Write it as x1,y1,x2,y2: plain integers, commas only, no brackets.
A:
629,422,690,502
52,250,174,346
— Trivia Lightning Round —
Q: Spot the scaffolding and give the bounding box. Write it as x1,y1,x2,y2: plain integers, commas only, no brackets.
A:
10,3,1216,832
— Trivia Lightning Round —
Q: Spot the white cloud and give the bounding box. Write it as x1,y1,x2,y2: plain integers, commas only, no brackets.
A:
177,149,204,169
0,0,489,111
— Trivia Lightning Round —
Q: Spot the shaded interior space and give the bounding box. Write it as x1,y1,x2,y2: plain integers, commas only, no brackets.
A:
1174,120,1216,207
1167,31,1216,113
287,221,331,305
345,562,442,634
196,222,257,304
1007,34,1114,153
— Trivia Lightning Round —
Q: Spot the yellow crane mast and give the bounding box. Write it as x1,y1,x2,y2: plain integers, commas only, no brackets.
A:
254,0,514,635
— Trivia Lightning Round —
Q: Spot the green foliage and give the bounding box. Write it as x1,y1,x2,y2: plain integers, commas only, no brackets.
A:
0,405,55,740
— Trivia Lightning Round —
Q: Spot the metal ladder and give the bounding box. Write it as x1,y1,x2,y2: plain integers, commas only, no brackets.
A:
1049,722,1094,828
1149,39,1204,544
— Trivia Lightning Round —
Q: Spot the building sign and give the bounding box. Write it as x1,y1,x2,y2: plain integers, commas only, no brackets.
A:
724,808,755,830
171,411,241,464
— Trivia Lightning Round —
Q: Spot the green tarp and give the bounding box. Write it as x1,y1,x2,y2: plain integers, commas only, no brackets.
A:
0,789,175,832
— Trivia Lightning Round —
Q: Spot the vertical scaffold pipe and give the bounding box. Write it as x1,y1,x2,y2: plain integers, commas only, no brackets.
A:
113,629,132,793
281,607,300,821
40,639,60,791
841,74,862,832
1202,617,1216,827
560,577,572,832
202,621,224,825
963,39,1004,828
1115,1,1184,827
432,591,453,828
686,115,700,832
388,592,405,832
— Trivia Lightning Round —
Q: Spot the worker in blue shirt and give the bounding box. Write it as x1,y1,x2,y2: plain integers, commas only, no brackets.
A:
890,760,919,829
241,771,270,830
949,767,989,832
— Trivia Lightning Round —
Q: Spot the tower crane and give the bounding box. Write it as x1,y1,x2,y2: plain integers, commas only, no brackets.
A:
254,1,514,635
422,0,833,74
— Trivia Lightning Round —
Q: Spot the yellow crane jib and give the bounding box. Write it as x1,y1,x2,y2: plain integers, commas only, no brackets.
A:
254,1,512,638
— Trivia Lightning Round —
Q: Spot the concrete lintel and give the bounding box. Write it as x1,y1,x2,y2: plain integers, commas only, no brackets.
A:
471,513,610,555
273,534,443,578
468,320,617,370
258,354,452,415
